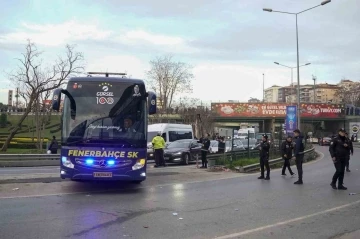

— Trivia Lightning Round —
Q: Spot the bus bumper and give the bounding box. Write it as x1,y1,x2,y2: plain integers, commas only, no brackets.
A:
60,166,146,181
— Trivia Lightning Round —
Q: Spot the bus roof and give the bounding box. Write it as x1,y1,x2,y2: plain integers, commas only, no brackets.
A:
67,76,145,84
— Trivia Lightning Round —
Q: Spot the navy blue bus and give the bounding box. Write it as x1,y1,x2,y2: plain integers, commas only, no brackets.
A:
51,72,156,183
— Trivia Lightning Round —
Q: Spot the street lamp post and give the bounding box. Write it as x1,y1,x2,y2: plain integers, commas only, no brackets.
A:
263,73,265,102
264,0,331,130
274,62,311,103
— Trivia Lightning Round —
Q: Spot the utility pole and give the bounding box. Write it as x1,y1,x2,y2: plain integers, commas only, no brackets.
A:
263,73,265,102
312,75,316,103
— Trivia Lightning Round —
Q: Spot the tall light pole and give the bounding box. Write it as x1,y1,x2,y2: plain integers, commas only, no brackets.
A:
263,73,265,102
274,62,311,103
312,75,317,103
264,0,331,130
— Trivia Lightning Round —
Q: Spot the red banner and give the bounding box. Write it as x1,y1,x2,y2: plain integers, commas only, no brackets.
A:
211,103,344,118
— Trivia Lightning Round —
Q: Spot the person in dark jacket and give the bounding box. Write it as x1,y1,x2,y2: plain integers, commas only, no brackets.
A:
48,136,59,154
345,132,354,172
217,136,226,154
258,135,270,180
292,129,305,184
329,129,350,190
281,136,295,176
198,133,211,168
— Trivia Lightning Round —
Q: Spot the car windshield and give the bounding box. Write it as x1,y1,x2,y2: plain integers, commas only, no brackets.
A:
167,141,191,148
62,81,147,145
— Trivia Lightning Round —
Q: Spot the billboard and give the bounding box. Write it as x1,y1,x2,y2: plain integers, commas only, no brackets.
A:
211,103,345,118
285,106,297,134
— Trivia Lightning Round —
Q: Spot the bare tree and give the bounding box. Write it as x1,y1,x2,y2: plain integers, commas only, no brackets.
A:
336,79,360,106
175,97,214,138
147,55,194,111
1,40,84,152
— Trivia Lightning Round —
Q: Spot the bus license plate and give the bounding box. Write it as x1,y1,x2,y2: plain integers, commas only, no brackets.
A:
93,172,112,178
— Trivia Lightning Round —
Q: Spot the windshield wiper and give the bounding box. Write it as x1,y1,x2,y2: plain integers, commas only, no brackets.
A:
65,137,134,146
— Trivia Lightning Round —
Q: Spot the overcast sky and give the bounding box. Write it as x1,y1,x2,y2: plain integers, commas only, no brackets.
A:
0,0,359,105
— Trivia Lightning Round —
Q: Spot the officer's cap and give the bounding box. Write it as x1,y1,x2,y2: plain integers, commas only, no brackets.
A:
157,131,161,136
338,128,346,133
262,134,268,139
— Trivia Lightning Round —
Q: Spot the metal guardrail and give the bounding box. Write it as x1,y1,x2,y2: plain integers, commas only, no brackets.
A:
239,147,315,173
0,154,60,161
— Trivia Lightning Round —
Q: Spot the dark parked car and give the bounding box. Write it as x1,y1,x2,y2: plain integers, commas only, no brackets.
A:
319,137,332,146
163,139,202,165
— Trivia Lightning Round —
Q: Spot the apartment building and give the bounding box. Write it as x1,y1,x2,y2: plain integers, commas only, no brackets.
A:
278,86,296,103
309,83,340,103
264,85,281,102
283,85,313,103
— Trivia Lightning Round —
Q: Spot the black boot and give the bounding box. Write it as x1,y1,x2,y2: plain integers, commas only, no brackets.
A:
330,182,337,189
294,180,303,184
258,176,264,179
338,185,347,190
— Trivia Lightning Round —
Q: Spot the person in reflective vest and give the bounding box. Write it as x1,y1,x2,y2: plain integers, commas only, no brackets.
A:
152,132,166,167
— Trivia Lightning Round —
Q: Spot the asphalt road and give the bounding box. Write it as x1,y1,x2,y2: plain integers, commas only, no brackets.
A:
0,145,360,239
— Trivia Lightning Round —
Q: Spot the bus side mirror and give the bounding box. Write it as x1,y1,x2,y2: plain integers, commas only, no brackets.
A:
147,91,157,115
51,88,62,111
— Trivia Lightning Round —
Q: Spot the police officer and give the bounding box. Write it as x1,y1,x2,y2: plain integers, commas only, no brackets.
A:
198,133,211,168
292,129,305,185
329,128,350,190
281,136,295,176
258,135,270,180
345,132,354,172
152,132,166,167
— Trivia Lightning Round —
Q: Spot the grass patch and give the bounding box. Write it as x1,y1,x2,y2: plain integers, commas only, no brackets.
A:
0,148,47,154
0,114,61,139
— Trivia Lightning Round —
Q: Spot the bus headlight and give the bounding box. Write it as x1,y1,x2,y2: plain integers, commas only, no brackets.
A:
62,156,74,169
132,158,146,170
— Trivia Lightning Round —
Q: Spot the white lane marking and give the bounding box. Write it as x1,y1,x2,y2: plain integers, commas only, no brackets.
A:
214,199,360,239
0,149,324,200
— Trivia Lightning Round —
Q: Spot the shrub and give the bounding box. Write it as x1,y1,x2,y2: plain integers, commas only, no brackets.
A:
0,114,7,128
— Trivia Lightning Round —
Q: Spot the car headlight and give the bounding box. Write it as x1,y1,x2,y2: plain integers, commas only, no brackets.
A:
61,156,74,169
149,153,153,157
174,152,182,155
132,158,146,170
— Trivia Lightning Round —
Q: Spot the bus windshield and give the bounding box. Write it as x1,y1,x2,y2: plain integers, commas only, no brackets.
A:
62,81,147,146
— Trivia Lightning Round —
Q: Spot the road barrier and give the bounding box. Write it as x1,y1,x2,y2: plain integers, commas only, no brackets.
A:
0,154,60,161
238,147,316,173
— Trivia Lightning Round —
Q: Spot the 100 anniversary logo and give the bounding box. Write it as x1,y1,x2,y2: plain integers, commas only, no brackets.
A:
96,83,114,104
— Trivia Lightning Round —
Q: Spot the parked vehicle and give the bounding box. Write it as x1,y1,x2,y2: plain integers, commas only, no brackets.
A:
238,128,256,139
319,137,332,146
163,139,202,165
147,124,193,159
209,139,245,153
147,123,193,148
